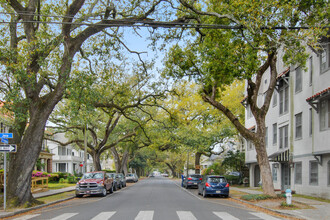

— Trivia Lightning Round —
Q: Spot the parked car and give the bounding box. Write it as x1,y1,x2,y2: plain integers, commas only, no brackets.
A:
117,173,126,188
198,175,229,198
75,171,113,197
183,174,202,189
107,173,121,191
126,173,138,183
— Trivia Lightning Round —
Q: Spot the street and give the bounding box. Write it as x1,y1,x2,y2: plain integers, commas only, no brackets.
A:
8,177,283,220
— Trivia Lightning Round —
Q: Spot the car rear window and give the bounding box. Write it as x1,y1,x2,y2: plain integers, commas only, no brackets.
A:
190,175,202,178
208,177,226,183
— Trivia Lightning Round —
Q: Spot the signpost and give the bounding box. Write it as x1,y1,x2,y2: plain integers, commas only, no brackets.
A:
0,133,15,211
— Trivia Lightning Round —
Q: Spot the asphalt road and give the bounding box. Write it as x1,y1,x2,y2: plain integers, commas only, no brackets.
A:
9,176,283,220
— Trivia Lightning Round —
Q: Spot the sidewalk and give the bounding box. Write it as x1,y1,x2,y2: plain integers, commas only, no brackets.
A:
0,186,76,219
230,186,330,220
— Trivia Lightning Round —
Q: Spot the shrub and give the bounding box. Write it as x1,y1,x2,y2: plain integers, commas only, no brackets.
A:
67,176,76,183
32,171,51,178
48,173,60,183
240,194,274,201
224,175,241,185
59,178,65,183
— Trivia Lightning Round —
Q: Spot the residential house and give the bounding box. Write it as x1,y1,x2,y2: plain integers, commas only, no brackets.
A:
244,42,330,198
46,133,94,174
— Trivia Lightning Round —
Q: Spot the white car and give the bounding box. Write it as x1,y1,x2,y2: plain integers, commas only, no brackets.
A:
125,173,138,182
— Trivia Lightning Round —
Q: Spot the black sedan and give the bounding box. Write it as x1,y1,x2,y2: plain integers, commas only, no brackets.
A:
183,174,202,189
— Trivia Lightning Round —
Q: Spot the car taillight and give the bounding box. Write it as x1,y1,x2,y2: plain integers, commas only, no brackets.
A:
199,178,202,180
205,182,211,187
188,178,192,180
225,183,229,187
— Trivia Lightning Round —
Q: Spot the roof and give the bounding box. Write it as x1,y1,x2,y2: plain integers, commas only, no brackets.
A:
306,87,330,102
276,68,290,79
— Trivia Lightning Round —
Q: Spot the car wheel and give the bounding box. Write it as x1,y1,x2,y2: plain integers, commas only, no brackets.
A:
110,185,114,193
203,189,207,198
75,194,83,198
114,184,117,191
118,183,122,189
101,187,107,197
224,195,229,198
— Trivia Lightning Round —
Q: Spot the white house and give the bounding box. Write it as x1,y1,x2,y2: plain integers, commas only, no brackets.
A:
244,42,330,198
46,133,94,174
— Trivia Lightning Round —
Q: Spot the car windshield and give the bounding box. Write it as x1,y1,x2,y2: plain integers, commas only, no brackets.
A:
208,177,226,183
126,174,134,177
82,173,103,180
108,173,115,178
190,175,202,178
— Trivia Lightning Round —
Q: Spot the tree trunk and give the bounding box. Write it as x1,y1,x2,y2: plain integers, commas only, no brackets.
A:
253,130,276,196
93,151,102,171
195,152,202,174
8,100,59,207
165,163,176,177
121,150,129,175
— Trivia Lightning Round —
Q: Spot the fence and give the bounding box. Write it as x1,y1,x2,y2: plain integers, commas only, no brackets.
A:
0,173,49,193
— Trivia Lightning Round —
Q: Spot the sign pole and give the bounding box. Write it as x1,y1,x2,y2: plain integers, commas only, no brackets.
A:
4,152,6,211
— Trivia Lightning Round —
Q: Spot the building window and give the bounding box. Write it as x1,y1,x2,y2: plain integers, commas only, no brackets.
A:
295,112,302,139
309,161,318,185
273,123,277,145
320,97,330,131
295,66,302,93
309,57,313,86
295,162,302,184
58,146,66,156
272,164,277,182
247,140,254,150
58,163,67,172
320,43,330,73
247,105,253,119
273,90,277,107
279,125,289,149
309,108,313,136
279,85,289,115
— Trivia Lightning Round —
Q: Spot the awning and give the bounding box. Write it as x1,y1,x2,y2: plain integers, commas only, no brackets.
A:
268,149,290,162
306,87,330,112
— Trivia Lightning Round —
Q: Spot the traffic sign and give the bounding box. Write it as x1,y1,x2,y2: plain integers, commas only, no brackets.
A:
1,138,8,144
0,144,16,152
0,133,13,138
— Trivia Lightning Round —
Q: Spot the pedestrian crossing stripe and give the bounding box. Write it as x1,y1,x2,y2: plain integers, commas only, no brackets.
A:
90,211,116,220
12,210,281,220
135,211,154,220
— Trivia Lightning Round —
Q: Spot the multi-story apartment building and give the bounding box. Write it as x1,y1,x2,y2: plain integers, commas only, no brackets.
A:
46,133,94,174
244,42,330,199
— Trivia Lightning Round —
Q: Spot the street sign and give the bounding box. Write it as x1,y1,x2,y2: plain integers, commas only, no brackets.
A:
1,138,8,144
0,144,16,152
0,133,13,138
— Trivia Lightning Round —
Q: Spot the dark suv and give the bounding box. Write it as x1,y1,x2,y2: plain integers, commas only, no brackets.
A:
107,173,121,190
75,171,113,197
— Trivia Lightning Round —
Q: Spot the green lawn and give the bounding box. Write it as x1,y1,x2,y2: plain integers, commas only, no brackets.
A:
48,183,76,190
37,191,75,204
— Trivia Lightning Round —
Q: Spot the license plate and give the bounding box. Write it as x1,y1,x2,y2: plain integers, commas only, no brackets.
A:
194,183,197,185
216,191,221,193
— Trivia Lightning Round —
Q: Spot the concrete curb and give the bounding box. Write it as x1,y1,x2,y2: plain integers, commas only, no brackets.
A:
0,196,75,219
229,197,304,220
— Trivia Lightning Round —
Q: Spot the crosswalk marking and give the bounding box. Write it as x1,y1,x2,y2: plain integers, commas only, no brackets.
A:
50,213,78,220
249,212,281,220
177,211,197,220
90,211,116,220
213,212,240,220
135,211,154,220
14,210,283,220
13,214,41,220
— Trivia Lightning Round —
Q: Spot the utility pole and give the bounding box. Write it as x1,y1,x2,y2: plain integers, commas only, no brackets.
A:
84,124,88,173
